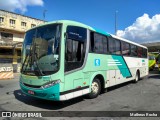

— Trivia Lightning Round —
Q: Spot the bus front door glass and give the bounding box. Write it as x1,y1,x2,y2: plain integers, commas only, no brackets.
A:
65,26,87,72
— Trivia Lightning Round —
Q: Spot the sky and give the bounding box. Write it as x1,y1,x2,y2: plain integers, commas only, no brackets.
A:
0,0,160,43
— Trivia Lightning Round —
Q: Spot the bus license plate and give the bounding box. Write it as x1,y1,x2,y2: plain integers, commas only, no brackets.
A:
28,90,34,95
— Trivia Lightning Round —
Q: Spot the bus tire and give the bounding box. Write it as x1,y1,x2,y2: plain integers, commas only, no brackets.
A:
87,78,101,99
134,71,140,83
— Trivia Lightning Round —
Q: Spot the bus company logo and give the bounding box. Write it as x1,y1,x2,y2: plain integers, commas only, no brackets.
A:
95,59,100,66
2,112,11,117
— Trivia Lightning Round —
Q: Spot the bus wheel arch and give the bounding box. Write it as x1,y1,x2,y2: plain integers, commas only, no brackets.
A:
95,74,106,93
87,74,105,99
134,69,140,83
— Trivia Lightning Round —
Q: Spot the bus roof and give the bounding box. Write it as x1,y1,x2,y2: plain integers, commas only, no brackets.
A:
28,20,147,49
32,20,94,30
30,20,110,36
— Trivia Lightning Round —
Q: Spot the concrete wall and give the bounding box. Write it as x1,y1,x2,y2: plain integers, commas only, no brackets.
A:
0,9,45,73
0,58,13,71
0,10,45,33
13,33,24,42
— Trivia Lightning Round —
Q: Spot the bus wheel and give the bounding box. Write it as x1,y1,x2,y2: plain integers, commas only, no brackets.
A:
134,71,140,83
88,78,101,99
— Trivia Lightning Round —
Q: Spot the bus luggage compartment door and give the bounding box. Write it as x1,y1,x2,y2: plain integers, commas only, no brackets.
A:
107,70,116,87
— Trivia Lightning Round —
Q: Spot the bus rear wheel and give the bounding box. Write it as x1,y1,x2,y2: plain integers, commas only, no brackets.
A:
87,78,101,99
134,71,140,83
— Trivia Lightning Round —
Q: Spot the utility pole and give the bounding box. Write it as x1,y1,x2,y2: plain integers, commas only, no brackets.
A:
115,11,118,35
43,10,47,21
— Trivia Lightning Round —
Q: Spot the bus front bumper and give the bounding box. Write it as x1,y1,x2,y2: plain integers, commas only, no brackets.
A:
19,82,60,101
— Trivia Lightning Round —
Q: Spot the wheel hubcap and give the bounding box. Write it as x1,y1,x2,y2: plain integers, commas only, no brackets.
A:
91,82,99,94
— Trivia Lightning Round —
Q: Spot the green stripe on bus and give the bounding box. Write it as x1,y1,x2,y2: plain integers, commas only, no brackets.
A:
111,55,132,78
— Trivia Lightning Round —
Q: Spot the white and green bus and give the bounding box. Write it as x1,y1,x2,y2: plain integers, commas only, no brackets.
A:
20,20,148,101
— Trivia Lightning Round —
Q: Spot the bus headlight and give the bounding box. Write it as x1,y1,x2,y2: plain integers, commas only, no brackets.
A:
41,80,61,89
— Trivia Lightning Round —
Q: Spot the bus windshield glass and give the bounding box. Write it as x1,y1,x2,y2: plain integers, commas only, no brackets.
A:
149,55,155,60
21,24,61,76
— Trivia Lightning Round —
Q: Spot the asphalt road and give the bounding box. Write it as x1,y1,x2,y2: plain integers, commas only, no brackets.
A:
0,71,160,120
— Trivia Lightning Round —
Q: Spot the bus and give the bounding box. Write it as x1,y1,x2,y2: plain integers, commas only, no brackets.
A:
157,54,160,71
148,54,156,70
149,52,160,71
20,20,148,101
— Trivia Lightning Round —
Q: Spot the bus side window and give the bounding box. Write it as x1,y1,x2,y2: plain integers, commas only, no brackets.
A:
137,47,142,57
90,32,94,52
115,39,121,55
90,32,107,54
108,37,121,55
142,48,147,58
121,42,130,56
131,44,137,57
108,37,115,54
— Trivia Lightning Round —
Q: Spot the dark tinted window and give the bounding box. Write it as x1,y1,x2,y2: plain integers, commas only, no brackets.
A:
115,39,121,54
17,50,21,56
131,44,137,57
66,39,84,62
90,32,107,54
65,26,86,72
137,47,143,57
103,36,108,54
108,38,121,55
121,42,130,56
108,37,115,54
67,26,87,42
142,48,147,58
0,48,12,55
1,32,13,40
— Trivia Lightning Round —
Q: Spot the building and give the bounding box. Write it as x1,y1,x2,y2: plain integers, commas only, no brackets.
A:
142,42,160,53
0,9,45,72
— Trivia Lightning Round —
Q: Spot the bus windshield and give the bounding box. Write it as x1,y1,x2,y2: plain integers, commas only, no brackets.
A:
149,55,155,60
21,24,61,76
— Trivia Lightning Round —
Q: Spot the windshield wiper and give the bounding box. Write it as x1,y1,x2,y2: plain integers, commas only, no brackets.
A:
21,54,29,73
32,42,44,76
21,44,33,74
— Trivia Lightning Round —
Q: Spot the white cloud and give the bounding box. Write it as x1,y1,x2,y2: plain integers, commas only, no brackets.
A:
0,0,44,13
117,13,160,43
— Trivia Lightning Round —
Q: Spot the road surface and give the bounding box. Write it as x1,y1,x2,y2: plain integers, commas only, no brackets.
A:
0,71,160,120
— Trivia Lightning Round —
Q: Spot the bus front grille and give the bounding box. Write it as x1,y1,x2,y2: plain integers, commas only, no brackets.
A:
23,83,41,88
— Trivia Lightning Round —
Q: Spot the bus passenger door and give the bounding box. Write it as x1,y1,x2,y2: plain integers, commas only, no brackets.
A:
64,26,87,99
107,70,116,87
